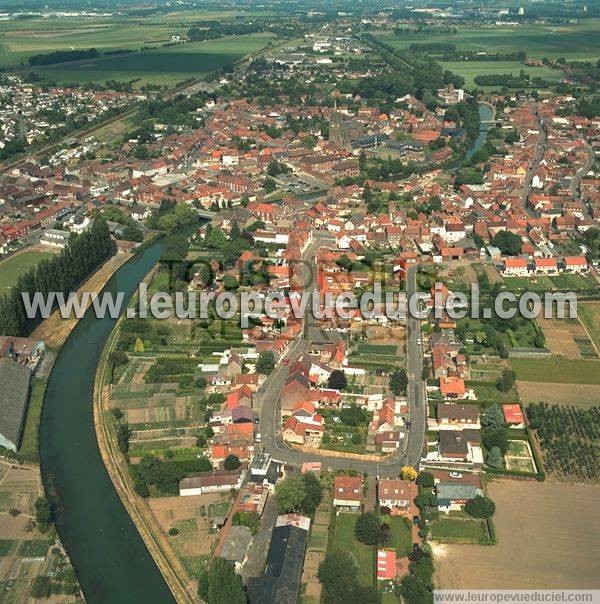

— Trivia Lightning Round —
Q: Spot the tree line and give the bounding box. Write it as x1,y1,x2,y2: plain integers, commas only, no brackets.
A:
0,217,115,336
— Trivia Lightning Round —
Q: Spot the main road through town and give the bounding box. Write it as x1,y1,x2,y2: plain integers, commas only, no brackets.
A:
257,232,426,476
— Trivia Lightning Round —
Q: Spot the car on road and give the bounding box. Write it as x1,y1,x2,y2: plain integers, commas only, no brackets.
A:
406,421,412,429
416,339,422,345
255,433,262,443
449,472,462,479
413,515,420,525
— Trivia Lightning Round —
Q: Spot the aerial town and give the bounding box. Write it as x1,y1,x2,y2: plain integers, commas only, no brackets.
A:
0,1,598,603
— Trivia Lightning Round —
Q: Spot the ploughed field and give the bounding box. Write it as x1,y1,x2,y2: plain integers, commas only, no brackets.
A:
434,480,600,589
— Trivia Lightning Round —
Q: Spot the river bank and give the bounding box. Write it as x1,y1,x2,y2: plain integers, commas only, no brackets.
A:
39,238,176,603
93,268,197,603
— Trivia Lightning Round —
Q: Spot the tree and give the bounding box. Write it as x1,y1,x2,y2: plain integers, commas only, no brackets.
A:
109,350,129,368
351,432,362,445
379,522,391,546
486,446,504,468
134,337,145,353
496,368,516,392
222,275,239,291
318,550,358,601
483,428,509,456
256,351,276,375
399,574,431,604
400,466,418,481
355,512,380,545
409,556,435,589
416,471,435,489
274,476,306,513
465,495,496,519
327,369,347,390
34,497,52,533
301,472,323,515
223,454,241,471
492,230,522,256
389,369,408,396
197,557,246,604
481,404,506,431
30,576,52,598
232,511,260,534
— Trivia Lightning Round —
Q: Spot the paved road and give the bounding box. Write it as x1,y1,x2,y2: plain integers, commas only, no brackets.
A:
257,234,426,476
520,108,547,211
570,142,594,207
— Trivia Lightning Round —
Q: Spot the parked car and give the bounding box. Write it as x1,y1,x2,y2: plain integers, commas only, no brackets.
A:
412,515,420,525
449,472,463,479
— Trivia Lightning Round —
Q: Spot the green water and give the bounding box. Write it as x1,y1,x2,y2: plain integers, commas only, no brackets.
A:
39,239,175,603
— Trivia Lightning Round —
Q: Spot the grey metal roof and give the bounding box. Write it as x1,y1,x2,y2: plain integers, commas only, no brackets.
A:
0,358,31,450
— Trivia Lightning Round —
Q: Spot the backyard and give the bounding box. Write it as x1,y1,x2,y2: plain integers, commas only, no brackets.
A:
329,513,374,586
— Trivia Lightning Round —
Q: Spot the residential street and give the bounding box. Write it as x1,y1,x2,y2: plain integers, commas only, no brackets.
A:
257,235,427,476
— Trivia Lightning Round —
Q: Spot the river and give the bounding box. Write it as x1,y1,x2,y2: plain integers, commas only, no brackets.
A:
39,238,176,604
466,103,495,161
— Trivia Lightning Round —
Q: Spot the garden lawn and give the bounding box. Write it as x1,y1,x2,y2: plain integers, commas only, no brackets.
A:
510,357,600,385
0,251,54,292
329,513,374,586
430,518,490,544
385,515,413,556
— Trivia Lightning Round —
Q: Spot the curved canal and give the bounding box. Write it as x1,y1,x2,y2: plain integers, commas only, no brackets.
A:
39,238,175,604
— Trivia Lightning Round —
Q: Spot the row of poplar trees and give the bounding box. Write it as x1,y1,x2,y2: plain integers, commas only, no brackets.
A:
0,217,115,336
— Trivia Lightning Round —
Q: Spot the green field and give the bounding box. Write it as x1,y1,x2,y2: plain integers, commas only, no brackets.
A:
510,357,600,385
377,21,600,61
430,518,490,544
438,61,560,88
578,303,600,353
0,10,274,67
0,251,54,292
329,513,374,586
20,33,276,86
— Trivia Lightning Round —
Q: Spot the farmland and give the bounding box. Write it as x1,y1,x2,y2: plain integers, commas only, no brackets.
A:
527,403,600,482
0,250,54,292
0,9,273,67
438,61,560,89
21,33,277,86
510,357,600,385
377,21,600,61
434,480,600,589
578,303,600,354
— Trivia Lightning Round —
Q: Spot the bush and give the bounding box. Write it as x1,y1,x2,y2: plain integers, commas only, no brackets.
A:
168,527,179,536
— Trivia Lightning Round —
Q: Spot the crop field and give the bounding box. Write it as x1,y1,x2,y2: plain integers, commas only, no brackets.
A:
434,480,600,589
510,357,600,385
0,251,54,292
516,381,600,408
537,314,598,359
377,21,600,61
22,33,276,86
578,302,600,354
438,61,560,88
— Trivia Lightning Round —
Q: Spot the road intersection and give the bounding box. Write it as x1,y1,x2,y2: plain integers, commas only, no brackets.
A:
256,232,426,476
